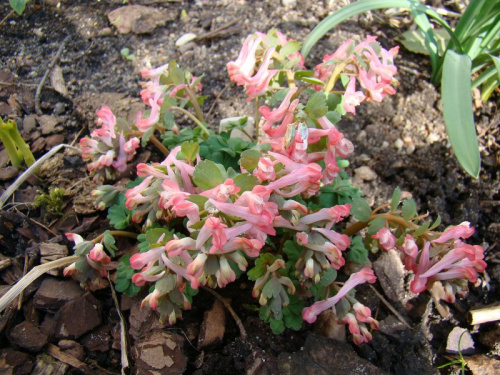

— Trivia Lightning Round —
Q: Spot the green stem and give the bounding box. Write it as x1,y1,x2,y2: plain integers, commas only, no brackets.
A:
9,130,35,166
254,98,260,139
324,61,348,93
0,127,22,168
184,86,205,123
92,230,139,244
171,106,210,136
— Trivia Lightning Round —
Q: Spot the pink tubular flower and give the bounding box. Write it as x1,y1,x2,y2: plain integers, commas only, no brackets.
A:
165,237,197,257
89,243,111,264
196,217,228,253
302,268,377,324
312,227,351,251
372,227,397,251
200,178,240,202
66,233,84,245
253,157,278,182
141,63,169,79
136,91,162,132
432,222,474,244
343,77,365,114
266,162,323,197
300,204,351,227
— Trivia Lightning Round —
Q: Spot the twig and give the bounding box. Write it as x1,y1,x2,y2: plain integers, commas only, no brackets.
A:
35,36,70,115
0,143,80,210
46,343,98,375
0,255,79,314
196,18,240,40
468,304,500,325
107,274,130,375
150,134,169,156
202,286,247,340
0,259,12,272
368,285,411,329
17,253,29,311
206,82,231,121
0,10,14,28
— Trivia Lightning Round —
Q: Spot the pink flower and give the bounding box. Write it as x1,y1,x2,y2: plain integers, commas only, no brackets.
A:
432,222,474,244
65,233,84,245
312,227,351,251
227,34,263,84
253,157,278,182
196,217,228,253
266,163,323,197
300,204,351,227
372,227,396,251
141,63,169,79
165,237,197,257
136,91,162,132
201,178,241,202
343,77,365,114
89,243,111,264
302,268,377,324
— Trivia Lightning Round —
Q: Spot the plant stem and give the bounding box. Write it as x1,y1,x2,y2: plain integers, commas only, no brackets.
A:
286,70,296,89
171,106,210,136
184,86,205,123
150,134,169,156
254,98,261,139
0,126,22,168
324,61,348,93
92,230,139,244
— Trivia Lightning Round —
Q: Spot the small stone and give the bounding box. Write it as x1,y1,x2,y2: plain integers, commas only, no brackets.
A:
98,27,113,36
36,115,61,135
55,293,102,339
373,250,407,304
354,166,378,181
176,33,197,46
465,354,500,375
108,5,174,34
394,138,404,150
4,350,35,374
8,321,48,352
23,115,37,133
0,166,18,181
58,340,84,361
81,325,110,352
378,315,407,337
53,102,66,115
219,116,255,142
128,299,166,340
132,330,187,374
381,141,390,148
49,66,68,97
33,277,84,311
312,310,346,341
198,300,226,349
446,327,475,355
44,134,65,149
282,0,297,6
406,144,416,154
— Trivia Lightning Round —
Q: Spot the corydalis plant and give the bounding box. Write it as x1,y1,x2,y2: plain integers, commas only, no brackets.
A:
66,30,485,344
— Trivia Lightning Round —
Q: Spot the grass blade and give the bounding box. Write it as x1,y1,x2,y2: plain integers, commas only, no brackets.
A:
441,51,480,178
301,0,414,58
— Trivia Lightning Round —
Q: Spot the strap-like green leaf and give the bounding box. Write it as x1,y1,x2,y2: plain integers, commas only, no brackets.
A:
441,51,480,178
301,0,415,58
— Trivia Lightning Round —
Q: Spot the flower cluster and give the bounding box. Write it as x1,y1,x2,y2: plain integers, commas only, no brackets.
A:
372,221,486,302
80,106,140,184
314,36,399,114
69,30,486,344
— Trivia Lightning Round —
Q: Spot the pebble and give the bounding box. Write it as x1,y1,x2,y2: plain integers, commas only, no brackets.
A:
354,166,378,181
33,277,84,311
394,138,404,150
53,102,66,115
197,300,226,349
406,144,416,154
282,0,297,7
8,321,48,352
446,327,475,355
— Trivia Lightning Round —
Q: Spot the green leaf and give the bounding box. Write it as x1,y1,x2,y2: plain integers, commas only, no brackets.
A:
180,140,200,163
280,40,302,57
301,0,415,58
193,160,226,190
283,240,302,264
186,195,208,210
9,0,28,15
297,76,325,86
414,221,430,237
401,199,417,221
351,197,371,222
107,194,131,230
268,88,290,106
391,187,402,212
397,28,450,56
367,217,386,235
239,149,261,173
233,173,258,192
115,255,141,297
270,319,285,334
319,268,337,286
429,214,441,230
168,60,183,85
346,236,368,264
325,111,341,124
441,50,480,178
103,231,117,257
305,92,328,119
145,228,173,245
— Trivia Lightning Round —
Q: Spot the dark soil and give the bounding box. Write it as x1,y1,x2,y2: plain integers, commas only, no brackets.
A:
0,1,499,374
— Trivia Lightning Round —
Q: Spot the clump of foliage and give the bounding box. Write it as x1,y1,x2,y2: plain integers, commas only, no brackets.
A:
64,29,485,343
33,187,66,218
